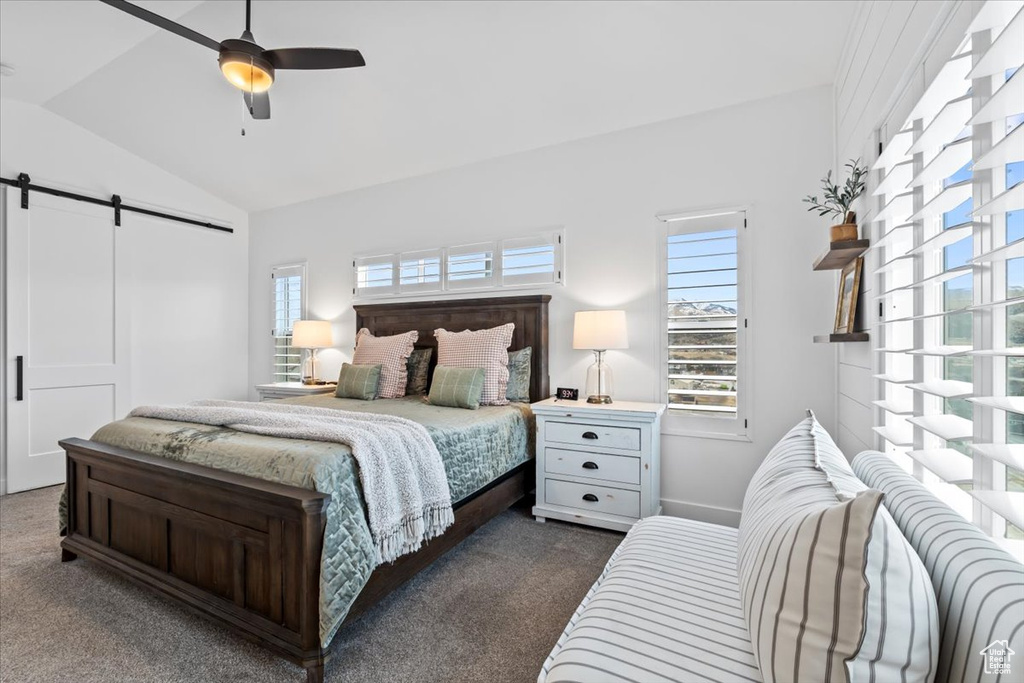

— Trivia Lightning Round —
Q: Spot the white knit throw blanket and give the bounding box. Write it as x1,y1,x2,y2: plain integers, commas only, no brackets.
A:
129,400,454,564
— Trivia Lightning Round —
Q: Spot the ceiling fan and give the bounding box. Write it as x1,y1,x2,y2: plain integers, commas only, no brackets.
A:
99,0,365,121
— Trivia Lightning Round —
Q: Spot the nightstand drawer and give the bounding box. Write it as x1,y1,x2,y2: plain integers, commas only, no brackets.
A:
545,421,641,451
545,479,640,518
545,448,640,485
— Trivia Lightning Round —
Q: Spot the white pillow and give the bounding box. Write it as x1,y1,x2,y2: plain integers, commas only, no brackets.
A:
737,411,938,683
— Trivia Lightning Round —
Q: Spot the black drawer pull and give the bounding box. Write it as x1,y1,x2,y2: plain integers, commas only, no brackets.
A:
582,461,599,470
581,431,599,440
582,493,599,502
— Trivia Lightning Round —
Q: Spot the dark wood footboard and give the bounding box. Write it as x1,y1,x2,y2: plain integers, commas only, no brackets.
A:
59,437,330,681
59,437,534,683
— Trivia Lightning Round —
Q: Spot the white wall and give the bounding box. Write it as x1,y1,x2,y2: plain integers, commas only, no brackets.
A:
0,99,250,493
249,85,838,525
832,0,978,456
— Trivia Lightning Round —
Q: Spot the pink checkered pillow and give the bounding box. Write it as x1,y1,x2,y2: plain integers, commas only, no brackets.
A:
352,328,418,398
434,323,514,405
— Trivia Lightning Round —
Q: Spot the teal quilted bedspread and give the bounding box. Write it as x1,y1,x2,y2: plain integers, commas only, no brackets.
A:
75,395,533,647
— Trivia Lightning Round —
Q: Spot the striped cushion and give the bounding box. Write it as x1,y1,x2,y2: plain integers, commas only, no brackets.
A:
540,516,762,683
737,413,938,683
352,328,417,399
334,363,382,400
853,451,1024,683
434,323,514,405
427,366,485,409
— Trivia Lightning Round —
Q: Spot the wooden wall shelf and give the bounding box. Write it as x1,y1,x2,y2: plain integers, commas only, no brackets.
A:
813,332,870,343
812,239,870,271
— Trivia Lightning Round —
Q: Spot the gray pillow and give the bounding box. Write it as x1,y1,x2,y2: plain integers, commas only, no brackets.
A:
506,347,532,403
405,348,433,396
428,366,486,410
335,363,383,400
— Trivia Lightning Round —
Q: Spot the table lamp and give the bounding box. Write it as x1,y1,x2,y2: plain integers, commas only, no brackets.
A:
573,310,628,404
292,320,333,385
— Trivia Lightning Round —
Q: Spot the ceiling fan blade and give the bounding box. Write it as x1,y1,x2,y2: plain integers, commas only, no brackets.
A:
264,47,365,70
99,0,221,52
244,91,271,120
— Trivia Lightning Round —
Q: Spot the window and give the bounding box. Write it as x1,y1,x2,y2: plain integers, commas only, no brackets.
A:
354,255,396,296
447,242,496,290
353,229,563,299
659,210,749,439
501,233,562,287
399,249,442,294
271,263,305,382
871,3,1023,555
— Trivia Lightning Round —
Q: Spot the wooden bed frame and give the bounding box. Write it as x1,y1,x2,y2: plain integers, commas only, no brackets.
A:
60,294,550,683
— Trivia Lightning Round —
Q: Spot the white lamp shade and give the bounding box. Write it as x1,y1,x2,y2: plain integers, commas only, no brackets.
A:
573,310,628,350
291,320,333,349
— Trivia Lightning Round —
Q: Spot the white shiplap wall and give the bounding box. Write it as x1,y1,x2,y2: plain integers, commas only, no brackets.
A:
833,0,979,456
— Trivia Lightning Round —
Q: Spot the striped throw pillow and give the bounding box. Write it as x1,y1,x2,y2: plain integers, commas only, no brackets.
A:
737,412,938,683
334,363,382,400
352,328,417,399
434,323,514,405
428,366,486,409
852,451,1023,683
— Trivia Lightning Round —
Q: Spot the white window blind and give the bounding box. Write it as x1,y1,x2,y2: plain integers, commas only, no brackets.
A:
871,0,1024,556
500,232,563,287
399,249,443,294
661,210,748,437
353,229,564,299
271,263,305,382
447,242,497,290
354,254,397,297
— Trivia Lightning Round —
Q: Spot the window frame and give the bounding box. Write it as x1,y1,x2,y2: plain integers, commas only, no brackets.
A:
270,261,307,383
353,228,565,300
656,207,752,441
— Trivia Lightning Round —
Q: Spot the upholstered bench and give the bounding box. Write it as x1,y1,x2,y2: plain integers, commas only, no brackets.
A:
540,421,1024,683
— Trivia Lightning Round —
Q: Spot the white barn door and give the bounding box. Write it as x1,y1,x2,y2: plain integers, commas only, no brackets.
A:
5,186,130,492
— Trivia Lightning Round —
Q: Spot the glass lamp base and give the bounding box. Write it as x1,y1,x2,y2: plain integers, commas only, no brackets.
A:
585,350,614,404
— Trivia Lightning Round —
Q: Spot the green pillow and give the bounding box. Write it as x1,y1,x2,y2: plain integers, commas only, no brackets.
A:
506,347,532,403
428,366,486,410
405,348,433,396
335,363,383,400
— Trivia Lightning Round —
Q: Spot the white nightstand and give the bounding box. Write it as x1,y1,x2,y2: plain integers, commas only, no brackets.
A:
254,382,337,401
531,397,666,532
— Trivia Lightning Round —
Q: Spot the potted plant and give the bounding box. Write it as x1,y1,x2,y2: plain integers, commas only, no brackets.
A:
803,159,868,242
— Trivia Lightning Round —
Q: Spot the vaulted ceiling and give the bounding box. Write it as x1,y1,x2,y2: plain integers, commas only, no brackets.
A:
1,0,857,211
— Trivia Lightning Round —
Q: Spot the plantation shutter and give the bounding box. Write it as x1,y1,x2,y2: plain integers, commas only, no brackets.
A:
446,242,497,290
399,249,443,294
354,254,397,296
664,211,745,421
271,264,305,382
871,0,1023,554
500,232,563,287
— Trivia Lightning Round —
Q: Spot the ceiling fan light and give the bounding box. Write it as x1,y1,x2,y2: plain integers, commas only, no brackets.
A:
219,53,274,93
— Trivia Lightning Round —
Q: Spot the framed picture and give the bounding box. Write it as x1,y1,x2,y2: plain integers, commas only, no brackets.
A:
834,256,864,334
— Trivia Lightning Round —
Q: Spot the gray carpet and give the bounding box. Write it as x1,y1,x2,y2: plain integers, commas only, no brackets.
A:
0,486,622,683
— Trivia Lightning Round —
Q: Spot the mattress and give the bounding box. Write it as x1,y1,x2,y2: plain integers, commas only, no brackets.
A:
79,395,533,648
539,516,762,683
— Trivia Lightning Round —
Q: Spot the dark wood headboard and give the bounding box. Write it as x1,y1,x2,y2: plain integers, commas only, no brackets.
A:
354,295,550,403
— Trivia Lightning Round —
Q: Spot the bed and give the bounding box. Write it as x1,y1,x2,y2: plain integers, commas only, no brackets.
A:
58,295,550,683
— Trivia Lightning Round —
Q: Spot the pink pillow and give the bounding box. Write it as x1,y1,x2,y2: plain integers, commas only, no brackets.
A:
434,323,514,405
352,328,417,398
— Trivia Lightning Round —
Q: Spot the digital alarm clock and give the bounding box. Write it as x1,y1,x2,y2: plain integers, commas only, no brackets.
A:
556,387,579,401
